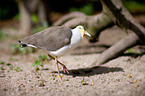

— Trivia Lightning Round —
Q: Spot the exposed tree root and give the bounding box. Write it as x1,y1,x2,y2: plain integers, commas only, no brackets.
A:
53,0,145,65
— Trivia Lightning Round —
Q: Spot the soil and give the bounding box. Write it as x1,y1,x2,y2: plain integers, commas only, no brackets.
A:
0,25,145,96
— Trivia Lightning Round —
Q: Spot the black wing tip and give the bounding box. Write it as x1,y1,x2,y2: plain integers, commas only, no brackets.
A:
18,40,21,43
18,40,28,47
22,44,27,47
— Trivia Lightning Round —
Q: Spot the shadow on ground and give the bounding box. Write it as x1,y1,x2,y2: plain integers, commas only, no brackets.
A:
52,66,124,77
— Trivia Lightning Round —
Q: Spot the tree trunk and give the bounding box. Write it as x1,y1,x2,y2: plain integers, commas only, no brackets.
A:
37,0,48,26
18,0,50,36
19,0,32,36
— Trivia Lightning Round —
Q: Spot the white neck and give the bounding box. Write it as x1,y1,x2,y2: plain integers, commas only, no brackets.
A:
70,28,82,46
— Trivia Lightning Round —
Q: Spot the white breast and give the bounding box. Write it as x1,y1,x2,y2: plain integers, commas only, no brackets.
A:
49,28,82,57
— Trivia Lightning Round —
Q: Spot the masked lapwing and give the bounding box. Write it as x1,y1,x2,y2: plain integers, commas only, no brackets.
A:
18,25,91,80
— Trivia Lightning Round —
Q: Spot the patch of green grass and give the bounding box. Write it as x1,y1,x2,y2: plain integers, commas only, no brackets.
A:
0,66,4,70
6,63,11,66
0,61,5,64
127,47,142,54
32,55,51,72
33,60,43,67
69,3,94,15
14,67,22,72
9,57,18,61
127,48,134,53
73,57,79,61
38,55,51,61
19,47,27,54
81,79,85,84
80,78,89,85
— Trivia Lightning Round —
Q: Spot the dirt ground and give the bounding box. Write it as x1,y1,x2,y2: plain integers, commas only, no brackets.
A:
0,24,145,96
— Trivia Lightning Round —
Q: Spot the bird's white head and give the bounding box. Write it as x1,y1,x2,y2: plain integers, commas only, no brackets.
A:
76,25,91,39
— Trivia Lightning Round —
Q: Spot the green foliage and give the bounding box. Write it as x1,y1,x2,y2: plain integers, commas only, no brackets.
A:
33,60,43,67
0,30,6,40
19,47,27,54
69,3,94,15
80,78,88,85
38,55,51,61
0,66,4,70
14,67,22,72
81,79,85,84
9,57,18,61
0,61,21,71
127,47,142,54
124,1,145,13
6,63,11,66
11,44,35,54
32,55,51,72
127,48,134,53
0,61,5,64
14,13,20,21
32,14,38,23
73,57,79,61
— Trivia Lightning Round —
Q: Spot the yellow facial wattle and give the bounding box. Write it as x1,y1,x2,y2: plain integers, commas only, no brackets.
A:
77,25,91,39
77,25,85,39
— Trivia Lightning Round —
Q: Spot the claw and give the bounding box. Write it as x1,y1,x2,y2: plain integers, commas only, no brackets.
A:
63,66,69,74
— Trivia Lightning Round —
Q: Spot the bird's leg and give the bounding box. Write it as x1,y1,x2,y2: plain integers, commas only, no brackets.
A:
48,54,69,74
55,57,62,81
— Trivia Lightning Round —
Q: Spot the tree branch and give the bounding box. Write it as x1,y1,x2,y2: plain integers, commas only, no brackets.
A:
53,3,114,42
95,32,139,65
94,0,145,65
53,12,86,26
53,0,145,65
102,0,145,43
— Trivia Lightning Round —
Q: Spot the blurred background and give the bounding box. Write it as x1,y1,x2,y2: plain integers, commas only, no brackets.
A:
0,0,145,55
0,1,145,95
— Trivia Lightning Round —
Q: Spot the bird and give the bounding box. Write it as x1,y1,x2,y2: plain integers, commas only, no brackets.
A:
18,25,91,81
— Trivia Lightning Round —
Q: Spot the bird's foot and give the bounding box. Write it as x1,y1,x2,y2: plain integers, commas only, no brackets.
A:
48,54,69,74
62,65,69,74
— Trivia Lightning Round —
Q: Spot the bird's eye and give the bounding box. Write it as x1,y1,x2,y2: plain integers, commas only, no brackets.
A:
79,27,81,29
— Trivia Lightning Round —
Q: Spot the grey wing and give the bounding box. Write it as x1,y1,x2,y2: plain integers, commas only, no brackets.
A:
19,26,72,51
